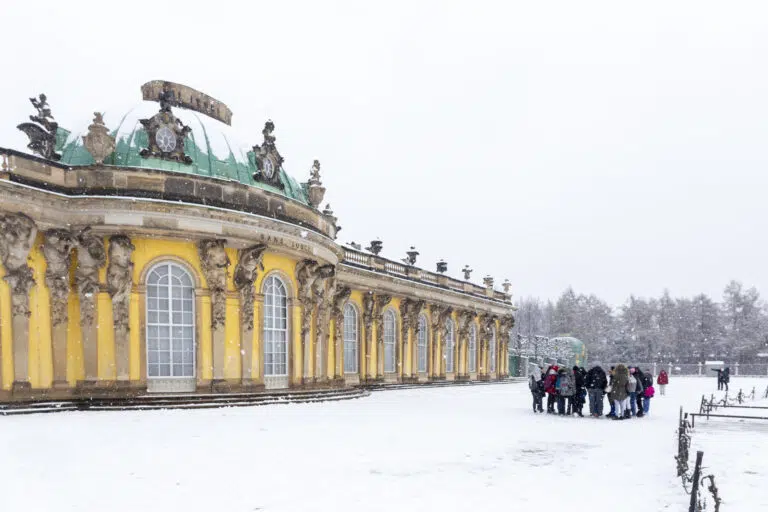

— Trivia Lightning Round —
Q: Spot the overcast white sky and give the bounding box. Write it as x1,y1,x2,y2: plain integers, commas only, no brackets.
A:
2,0,767,305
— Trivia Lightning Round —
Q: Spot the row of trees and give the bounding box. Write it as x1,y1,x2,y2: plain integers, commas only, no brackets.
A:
513,280,768,364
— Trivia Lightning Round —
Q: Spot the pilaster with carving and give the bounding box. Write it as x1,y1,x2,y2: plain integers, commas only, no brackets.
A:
43,228,75,388
498,315,515,378
399,298,424,379
198,239,231,385
362,292,375,379
458,310,477,379
374,294,392,377
107,235,135,383
296,259,320,382
330,284,351,378
436,306,453,377
74,227,106,385
312,265,336,381
0,213,38,390
234,244,266,385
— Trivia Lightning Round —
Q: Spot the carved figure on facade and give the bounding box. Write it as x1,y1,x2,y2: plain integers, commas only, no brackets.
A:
252,120,285,190
233,244,267,332
458,310,477,341
74,227,107,327
307,160,326,209
17,94,61,161
373,294,392,349
362,292,375,372
330,284,352,352
399,298,425,359
83,112,116,165
0,213,38,316
106,235,135,332
139,84,193,164
295,259,320,339
198,239,231,329
42,229,75,326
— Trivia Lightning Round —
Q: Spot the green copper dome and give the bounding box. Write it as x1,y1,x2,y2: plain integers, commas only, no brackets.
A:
55,100,309,205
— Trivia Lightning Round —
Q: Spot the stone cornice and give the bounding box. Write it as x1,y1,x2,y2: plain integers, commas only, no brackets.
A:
336,264,513,316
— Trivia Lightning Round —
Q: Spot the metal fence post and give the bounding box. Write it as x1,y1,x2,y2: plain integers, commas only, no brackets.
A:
689,451,704,512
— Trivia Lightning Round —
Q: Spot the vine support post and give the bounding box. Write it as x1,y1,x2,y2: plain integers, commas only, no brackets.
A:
689,451,704,512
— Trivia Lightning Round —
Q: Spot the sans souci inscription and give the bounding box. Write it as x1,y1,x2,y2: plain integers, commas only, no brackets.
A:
257,233,313,254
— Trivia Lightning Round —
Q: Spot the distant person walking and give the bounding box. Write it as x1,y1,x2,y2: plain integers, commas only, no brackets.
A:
657,370,669,396
585,365,608,417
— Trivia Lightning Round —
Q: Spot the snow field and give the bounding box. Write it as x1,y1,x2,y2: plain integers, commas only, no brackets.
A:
1,377,766,511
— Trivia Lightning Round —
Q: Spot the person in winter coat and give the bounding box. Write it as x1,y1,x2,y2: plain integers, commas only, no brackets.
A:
633,368,647,417
628,367,644,417
722,367,730,392
585,365,608,417
657,370,669,396
555,367,575,415
642,369,655,414
606,366,617,418
528,363,545,413
712,368,724,390
572,366,586,417
544,366,559,414
612,364,631,420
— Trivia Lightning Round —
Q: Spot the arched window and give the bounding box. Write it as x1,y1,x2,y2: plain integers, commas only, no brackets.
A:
343,303,358,374
490,326,497,373
383,309,397,373
445,319,455,373
263,275,288,376
417,315,428,373
146,262,195,379
469,324,477,373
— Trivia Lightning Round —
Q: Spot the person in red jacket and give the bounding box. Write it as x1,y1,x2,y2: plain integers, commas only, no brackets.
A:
544,365,559,414
657,370,669,396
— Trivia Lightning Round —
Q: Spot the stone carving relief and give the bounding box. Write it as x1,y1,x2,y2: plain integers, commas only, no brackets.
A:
74,227,107,327
106,235,135,332
233,244,266,332
458,310,477,341
399,298,424,341
17,94,61,161
362,292,375,375
296,259,320,339
330,283,352,352
198,239,231,329
0,213,38,316
307,160,326,209
83,112,116,165
42,229,75,326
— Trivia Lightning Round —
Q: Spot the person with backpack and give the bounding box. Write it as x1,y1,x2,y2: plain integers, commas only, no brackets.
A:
572,366,587,417
528,363,545,413
585,365,608,417
628,367,644,417
657,369,669,396
555,367,575,415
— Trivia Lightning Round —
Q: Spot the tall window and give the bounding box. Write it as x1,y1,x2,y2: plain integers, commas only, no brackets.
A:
263,275,288,376
469,325,477,373
417,315,428,373
343,303,358,373
146,262,195,378
384,309,397,373
490,326,497,373
445,319,455,373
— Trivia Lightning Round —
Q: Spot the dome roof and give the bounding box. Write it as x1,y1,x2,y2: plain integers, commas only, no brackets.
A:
55,99,309,205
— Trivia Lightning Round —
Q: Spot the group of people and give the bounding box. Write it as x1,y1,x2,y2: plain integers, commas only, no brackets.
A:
528,363,670,420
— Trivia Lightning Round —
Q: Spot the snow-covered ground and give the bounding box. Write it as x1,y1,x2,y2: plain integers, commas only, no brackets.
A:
2,377,767,511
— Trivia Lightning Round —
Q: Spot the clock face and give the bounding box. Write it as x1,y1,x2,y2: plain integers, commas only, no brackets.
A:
263,157,275,178
156,126,176,153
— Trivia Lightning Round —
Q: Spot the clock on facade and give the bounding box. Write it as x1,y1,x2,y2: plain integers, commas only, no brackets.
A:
263,157,275,178
156,126,176,153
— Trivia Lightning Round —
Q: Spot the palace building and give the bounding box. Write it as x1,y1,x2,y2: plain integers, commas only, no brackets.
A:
0,81,514,401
